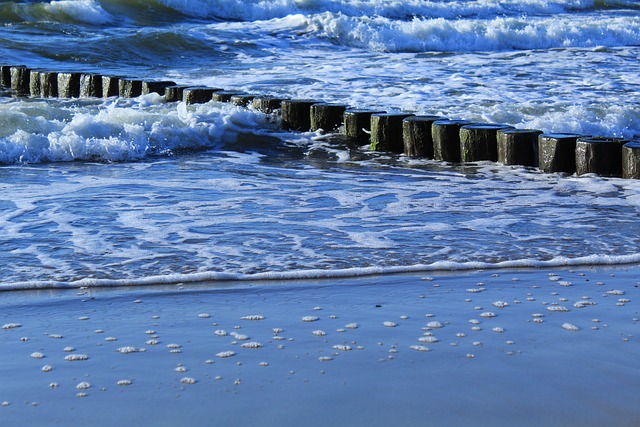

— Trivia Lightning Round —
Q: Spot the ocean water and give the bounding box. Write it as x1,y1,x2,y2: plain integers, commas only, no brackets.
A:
1,0,640,290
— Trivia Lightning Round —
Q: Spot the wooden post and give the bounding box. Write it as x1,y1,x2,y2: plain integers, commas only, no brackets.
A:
310,103,348,132
252,97,283,113
402,115,443,158
575,136,627,177
343,109,386,144
622,142,640,179
40,71,58,98
497,128,543,166
119,78,142,98
281,99,316,131
432,119,475,163
29,70,41,97
164,85,189,102
80,74,103,98
538,133,585,174
230,94,255,107
370,113,415,153
212,91,241,103
57,72,81,98
460,123,514,163
1,65,18,88
102,76,120,97
183,87,219,104
10,66,31,96
142,80,176,96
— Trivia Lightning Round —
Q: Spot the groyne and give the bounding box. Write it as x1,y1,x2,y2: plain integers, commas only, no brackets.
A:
1,65,637,178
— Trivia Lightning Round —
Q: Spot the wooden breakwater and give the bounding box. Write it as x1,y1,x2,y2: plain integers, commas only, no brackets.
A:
1,65,638,178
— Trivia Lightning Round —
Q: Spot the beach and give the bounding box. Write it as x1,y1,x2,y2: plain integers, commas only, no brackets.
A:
2,266,638,426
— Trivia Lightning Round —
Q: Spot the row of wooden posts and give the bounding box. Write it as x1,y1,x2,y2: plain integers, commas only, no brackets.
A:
2,65,639,178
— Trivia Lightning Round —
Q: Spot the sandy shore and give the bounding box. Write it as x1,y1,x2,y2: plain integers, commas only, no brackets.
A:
1,266,638,426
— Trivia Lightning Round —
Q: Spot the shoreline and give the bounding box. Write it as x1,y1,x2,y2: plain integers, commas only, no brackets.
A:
1,266,639,426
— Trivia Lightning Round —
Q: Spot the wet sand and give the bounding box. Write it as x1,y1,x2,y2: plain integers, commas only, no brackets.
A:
1,266,639,426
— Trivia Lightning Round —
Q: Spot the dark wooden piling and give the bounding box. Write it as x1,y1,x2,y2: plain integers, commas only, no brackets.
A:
1,65,18,88
252,96,283,113
39,71,58,98
310,103,348,132
10,66,31,96
119,78,142,98
142,80,176,96
460,123,514,163
57,72,81,98
370,113,415,153
183,87,219,104
538,133,585,174
343,110,387,144
575,136,627,177
80,74,103,98
212,91,240,103
164,85,189,102
281,99,316,131
29,70,41,97
497,128,543,167
402,115,443,158
230,94,255,107
622,142,640,179
432,119,475,163
102,76,120,97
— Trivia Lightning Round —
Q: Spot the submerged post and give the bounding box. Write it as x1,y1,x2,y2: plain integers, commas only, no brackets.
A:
497,128,543,167
343,109,386,144
310,103,348,132
460,123,514,163
10,66,31,96
29,70,41,97
281,99,316,131
142,80,176,96
102,76,120,97
252,96,283,113
538,133,585,174
80,74,103,98
164,85,189,102
402,115,443,158
183,87,220,104
57,72,81,98
370,113,414,153
432,119,475,163
575,136,627,177
119,78,143,98
40,71,58,98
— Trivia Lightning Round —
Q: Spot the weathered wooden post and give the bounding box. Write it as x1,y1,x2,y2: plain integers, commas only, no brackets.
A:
497,128,543,166
119,78,142,98
460,123,514,163
230,94,255,107
57,72,81,98
432,119,475,163
212,91,240,103
10,66,31,96
1,65,16,88
538,133,585,174
29,70,41,97
575,136,627,177
142,80,176,96
343,109,386,144
80,74,103,98
402,115,443,158
40,71,58,98
183,87,219,104
281,99,316,131
102,76,120,97
252,96,283,113
370,113,415,153
622,141,640,179
310,103,348,132
164,85,189,102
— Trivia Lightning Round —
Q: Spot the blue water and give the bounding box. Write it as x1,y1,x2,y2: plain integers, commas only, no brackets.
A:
1,0,640,289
